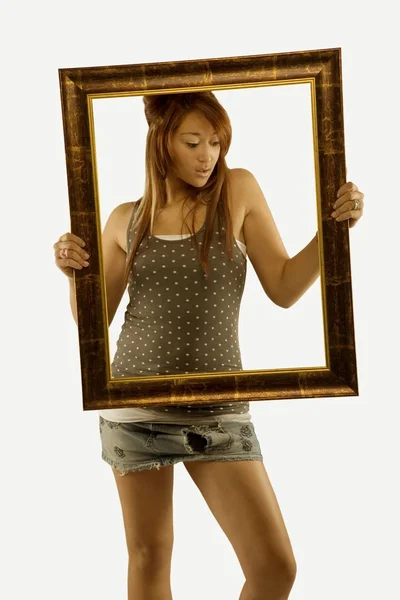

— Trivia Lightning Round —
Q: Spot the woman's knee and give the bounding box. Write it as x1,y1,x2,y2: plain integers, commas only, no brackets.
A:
248,550,297,591
128,541,174,571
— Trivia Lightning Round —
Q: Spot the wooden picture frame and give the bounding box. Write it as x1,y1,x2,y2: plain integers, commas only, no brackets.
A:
58,47,358,411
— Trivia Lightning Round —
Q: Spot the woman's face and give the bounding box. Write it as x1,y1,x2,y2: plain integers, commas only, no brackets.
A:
168,110,221,187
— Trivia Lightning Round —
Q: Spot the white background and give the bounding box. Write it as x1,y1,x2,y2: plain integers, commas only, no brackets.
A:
1,1,399,599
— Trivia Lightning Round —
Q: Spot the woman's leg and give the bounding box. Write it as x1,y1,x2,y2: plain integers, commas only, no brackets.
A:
184,460,297,600
112,465,175,600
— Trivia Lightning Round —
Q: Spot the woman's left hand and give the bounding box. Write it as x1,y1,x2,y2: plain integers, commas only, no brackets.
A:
331,181,364,229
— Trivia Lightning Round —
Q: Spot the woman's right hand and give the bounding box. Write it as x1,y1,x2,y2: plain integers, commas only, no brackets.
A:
54,232,90,279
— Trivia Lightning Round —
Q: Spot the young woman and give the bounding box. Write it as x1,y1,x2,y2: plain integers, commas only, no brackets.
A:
54,92,364,600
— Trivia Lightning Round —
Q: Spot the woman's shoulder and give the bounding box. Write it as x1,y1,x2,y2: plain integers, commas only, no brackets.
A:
113,199,142,251
227,167,256,185
226,168,256,218
114,198,142,221
227,167,257,200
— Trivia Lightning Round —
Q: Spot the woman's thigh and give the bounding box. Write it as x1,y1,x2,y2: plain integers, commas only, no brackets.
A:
99,417,175,555
183,459,297,582
112,464,175,557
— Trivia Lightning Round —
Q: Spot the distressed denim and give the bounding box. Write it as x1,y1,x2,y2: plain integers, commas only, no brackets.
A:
99,415,263,475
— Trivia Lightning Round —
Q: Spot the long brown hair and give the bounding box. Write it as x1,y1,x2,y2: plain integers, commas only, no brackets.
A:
122,91,234,290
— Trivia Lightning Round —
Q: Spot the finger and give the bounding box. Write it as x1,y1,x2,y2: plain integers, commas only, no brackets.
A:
336,181,358,199
335,210,360,222
59,232,87,248
332,198,359,217
63,258,84,269
57,255,87,270
333,191,363,211
56,247,89,266
55,240,90,260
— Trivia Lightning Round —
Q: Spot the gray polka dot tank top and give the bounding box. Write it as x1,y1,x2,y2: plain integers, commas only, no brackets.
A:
111,201,249,418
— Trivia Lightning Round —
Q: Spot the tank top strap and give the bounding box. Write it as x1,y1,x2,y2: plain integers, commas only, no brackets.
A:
126,199,142,254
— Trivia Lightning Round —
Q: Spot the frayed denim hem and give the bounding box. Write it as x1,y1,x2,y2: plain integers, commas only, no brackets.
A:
102,450,263,476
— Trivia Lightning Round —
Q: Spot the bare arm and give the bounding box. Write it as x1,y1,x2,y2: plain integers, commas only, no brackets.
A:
239,168,319,308
279,234,319,308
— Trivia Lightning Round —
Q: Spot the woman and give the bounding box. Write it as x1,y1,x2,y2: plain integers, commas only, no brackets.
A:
54,92,364,600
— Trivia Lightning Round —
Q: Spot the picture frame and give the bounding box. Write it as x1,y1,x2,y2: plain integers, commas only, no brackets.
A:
58,46,358,411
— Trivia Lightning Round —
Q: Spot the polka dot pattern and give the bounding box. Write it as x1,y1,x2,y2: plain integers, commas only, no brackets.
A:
110,204,249,417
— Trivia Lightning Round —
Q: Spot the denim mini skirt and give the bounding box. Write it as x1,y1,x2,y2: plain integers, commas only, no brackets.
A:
99,415,263,475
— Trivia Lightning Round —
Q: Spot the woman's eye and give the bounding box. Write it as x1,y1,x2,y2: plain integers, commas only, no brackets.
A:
186,141,220,148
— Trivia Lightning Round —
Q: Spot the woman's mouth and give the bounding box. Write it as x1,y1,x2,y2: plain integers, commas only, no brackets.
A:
195,169,211,178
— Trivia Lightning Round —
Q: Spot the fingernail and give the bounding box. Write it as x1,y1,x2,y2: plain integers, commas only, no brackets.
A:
83,261,89,266
84,252,89,258
331,211,337,217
